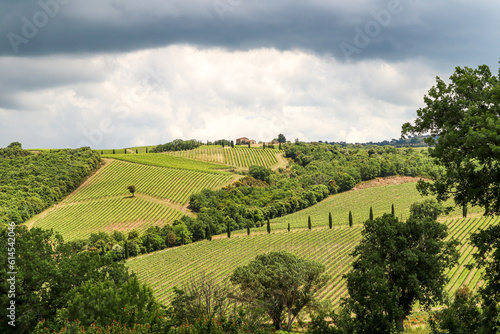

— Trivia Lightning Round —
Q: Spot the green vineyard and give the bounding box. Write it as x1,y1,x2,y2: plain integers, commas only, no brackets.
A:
27,159,234,241
66,160,233,205
266,182,484,232
32,196,184,241
168,147,284,168
127,215,498,307
102,153,231,172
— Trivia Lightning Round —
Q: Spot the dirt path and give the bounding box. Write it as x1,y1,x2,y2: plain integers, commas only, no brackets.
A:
135,193,195,217
352,175,425,190
270,152,288,171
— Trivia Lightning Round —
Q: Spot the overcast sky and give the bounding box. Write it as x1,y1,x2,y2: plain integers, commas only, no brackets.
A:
1,0,499,148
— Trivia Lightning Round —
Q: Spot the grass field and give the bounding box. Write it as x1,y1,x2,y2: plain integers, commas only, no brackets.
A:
27,159,234,240
168,147,284,168
127,215,497,307
102,153,232,172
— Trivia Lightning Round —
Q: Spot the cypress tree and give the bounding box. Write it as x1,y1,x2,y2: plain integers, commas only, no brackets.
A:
136,149,138,154
288,222,290,232
227,219,231,238
463,205,467,218
231,140,235,148
146,147,148,153
267,219,271,234
124,240,129,259
329,212,333,229
206,225,212,241
247,224,250,236
308,216,312,230
222,142,225,148
248,142,251,148
391,204,395,217
263,142,266,149
113,149,116,154
349,211,353,228
124,148,127,154
370,206,374,220
101,150,103,154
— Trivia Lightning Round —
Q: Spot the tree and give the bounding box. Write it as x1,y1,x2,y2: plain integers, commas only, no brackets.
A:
127,185,136,197
267,219,271,234
342,213,459,332
308,216,312,230
206,225,212,241
227,217,231,238
462,205,467,218
7,141,22,149
391,203,395,217
230,251,328,331
146,147,148,153
329,212,333,229
247,224,250,236
124,148,127,154
278,133,286,143
402,63,500,215
348,211,353,228
409,199,445,220
124,240,129,259
113,149,116,154
369,206,374,220
231,140,234,148
248,142,251,148
263,142,266,149
136,149,138,153
468,224,500,330
288,222,290,232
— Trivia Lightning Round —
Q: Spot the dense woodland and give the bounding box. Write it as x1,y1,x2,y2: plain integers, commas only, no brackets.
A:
151,139,201,153
0,143,101,225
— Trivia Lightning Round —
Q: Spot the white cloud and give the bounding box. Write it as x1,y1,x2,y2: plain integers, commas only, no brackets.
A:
0,45,445,148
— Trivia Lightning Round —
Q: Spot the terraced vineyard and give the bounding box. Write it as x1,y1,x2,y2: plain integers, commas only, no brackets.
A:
267,181,484,232
168,147,283,168
102,153,231,172
32,196,184,240
28,159,234,240
67,160,232,204
128,215,499,307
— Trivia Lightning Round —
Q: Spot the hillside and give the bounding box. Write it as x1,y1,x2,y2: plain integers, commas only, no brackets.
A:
127,214,497,307
26,158,234,240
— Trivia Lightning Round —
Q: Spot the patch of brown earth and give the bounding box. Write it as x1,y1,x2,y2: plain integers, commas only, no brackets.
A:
352,176,426,190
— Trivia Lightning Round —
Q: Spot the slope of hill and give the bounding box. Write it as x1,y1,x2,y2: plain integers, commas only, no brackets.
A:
128,215,498,307
26,159,234,240
168,146,284,168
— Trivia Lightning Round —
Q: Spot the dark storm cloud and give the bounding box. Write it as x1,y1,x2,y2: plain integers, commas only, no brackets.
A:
1,0,498,66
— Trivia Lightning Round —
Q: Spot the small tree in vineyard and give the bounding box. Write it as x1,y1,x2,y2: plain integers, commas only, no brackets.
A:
370,206,374,220
127,185,136,197
349,211,353,228
329,212,333,229
308,216,312,230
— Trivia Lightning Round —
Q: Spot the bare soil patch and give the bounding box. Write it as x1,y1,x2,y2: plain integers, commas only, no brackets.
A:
352,176,425,190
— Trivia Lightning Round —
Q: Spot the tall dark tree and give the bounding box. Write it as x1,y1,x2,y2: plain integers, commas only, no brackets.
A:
247,224,250,236
146,147,148,153
308,216,312,230
136,149,138,154
288,222,290,232
127,185,136,197
248,142,251,148
231,140,234,148
267,219,271,234
369,206,374,220
113,149,116,154
227,217,231,238
349,211,353,228
342,214,459,332
277,133,286,143
263,142,266,149
462,205,468,218
206,225,212,241
329,212,333,229
124,148,127,154
391,204,395,217
402,63,500,215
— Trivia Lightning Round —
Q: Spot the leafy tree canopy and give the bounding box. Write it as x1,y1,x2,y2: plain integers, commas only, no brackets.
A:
230,251,328,332
342,213,459,333
402,63,500,214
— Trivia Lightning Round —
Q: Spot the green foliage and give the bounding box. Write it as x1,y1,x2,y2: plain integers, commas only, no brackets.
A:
402,63,500,214
430,285,483,334
57,276,161,329
230,251,328,331
329,212,333,229
278,134,286,143
0,226,133,333
469,223,500,330
370,206,374,220
308,215,312,230
342,213,459,332
0,146,101,224
410,199,446,220
249,165,273,184
349,211,353,228
151,139,201,153
127,184,136,197
267,218,271,234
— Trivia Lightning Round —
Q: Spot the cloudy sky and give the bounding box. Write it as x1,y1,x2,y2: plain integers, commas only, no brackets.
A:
1,0,499,149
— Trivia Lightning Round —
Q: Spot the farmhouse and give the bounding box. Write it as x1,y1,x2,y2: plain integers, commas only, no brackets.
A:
236,137,256,144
